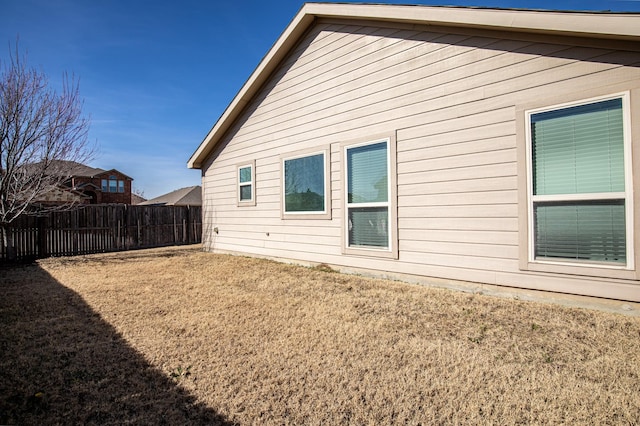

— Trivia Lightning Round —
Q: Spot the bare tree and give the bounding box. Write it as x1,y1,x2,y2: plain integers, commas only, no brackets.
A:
0,43,93,260
132,186,145,199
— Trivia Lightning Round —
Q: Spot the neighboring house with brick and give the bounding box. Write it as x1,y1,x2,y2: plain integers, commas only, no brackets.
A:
189,4,640,302
37,160,134,205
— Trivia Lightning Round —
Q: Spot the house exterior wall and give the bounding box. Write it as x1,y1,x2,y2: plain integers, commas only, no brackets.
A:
201,20,640,301
73,171,132,204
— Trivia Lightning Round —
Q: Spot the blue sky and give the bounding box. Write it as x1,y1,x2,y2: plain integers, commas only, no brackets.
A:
1,0,638,198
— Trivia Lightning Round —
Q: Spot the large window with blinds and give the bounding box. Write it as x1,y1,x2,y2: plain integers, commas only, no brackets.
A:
527,94,632,267
344,139,392,252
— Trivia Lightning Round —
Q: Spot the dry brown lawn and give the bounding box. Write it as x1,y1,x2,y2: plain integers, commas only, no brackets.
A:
1,245,639,425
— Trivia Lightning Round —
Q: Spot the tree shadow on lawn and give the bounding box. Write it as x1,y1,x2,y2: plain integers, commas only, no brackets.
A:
0,263,234,425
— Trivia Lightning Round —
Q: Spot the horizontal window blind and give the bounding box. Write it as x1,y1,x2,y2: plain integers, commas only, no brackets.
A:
346,140,390,249
347,142,388,203
349,207,389,248
534,201,626,264
530,97,628,265
532,98,624,195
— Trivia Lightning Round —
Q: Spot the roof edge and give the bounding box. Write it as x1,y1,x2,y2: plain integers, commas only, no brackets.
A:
305,3,640,40
187,2,640,169
97,168,134,181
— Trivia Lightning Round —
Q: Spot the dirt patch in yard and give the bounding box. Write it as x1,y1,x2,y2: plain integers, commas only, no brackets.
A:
1,246,639,424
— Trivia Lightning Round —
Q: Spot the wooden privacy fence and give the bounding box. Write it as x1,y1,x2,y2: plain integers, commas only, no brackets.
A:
0,204,202,262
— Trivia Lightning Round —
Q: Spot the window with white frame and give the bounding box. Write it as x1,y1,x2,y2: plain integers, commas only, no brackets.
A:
282,149,329,217
237,162,255,205
526,94,632,267
345,139,391,250
101,176,125,193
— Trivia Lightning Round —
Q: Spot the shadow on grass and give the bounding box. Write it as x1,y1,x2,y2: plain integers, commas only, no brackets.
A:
0,263,233,425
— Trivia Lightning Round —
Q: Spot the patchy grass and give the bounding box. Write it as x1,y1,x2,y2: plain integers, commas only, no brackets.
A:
1,246,639,424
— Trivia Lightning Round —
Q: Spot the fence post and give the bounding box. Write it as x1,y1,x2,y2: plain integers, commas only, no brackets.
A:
118,205,123,250
72,208,79,256
173,207,178,244
185,206,191,244
122,204,127,250
137,209,141,249
38,215,49,259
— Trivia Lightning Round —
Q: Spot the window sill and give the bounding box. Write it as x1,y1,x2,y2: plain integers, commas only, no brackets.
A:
343,245,398,260
523,260,639,280
237,201,256,207
281,211,331,220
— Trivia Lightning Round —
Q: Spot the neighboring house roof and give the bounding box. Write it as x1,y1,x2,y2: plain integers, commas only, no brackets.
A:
22,160,103,178
43,160,134,180
36,184,92,204
41,160,105,177
60,161,106,177
75,182,101,190
98,168,134,181
139,186,202,206
131,193,147,205
187,3,640,169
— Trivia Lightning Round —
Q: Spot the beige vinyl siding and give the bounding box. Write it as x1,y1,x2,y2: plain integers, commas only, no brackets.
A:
202,20,640,301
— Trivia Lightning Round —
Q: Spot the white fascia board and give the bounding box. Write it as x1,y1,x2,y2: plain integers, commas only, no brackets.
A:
187,3,640,169
305,3,640,40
